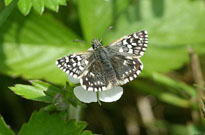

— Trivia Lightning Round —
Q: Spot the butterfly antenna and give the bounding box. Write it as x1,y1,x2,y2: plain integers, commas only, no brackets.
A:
73,39,89,44
100,26,113,42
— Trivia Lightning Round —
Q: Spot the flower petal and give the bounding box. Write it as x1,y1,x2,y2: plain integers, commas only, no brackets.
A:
67,74,80,84
99,86,123,102
74,86,97,103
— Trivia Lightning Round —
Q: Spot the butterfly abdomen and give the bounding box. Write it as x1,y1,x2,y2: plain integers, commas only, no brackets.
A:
98,48,118,86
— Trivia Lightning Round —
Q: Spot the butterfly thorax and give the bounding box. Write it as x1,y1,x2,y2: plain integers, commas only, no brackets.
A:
92,39,103,49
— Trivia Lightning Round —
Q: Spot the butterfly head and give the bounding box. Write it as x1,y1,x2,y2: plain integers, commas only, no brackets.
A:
92,39,102,49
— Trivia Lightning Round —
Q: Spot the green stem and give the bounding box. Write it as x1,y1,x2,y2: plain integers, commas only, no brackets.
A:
96,92,101,105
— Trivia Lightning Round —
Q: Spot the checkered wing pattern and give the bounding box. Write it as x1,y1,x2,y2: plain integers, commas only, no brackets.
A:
56,30,148,92
56,51,94,79
110,55,143,85
80,60,112,91
106,30,148,57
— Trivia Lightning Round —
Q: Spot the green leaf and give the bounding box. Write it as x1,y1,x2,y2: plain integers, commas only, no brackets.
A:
0,11,88,85
78,0,113,41
0,0,17,27
9,80,61,103
130,80,191,108
19,111,93,135
113,0,132,14
151,73,196,97
111,0,205,46
142,45,189,74
17,0,32,15
81,130,94,135
32,0,44,15
0,115,15,135
104,0,205,73
4,0,67,15
4,0,13,6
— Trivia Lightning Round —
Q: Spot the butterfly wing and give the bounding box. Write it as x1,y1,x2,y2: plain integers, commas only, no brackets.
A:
57,30,148,91
80,59,112,91
106,30,148,57
56,51,94,79
57,51,113,91
109,54,143,85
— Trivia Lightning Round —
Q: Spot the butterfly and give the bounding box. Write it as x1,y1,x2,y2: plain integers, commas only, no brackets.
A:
56,30,148,91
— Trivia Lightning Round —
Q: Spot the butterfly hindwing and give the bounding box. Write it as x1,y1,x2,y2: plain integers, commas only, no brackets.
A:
110,54,143,85
56,51,94,78
80,59,112,91
106,30,148,57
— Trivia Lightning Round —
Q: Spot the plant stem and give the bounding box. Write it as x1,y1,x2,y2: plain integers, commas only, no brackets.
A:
96,92,101,105
188,47,205,122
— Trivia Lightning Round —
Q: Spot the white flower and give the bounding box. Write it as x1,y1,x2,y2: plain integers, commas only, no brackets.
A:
67,74,123,103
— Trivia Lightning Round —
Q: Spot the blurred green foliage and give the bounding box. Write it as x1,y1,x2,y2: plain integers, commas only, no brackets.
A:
0,0,205,135
0,115,15,135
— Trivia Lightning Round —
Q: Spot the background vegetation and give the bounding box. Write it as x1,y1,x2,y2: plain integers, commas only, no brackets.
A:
0,0,205,134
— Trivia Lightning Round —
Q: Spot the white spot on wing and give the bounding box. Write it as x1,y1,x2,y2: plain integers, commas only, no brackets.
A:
132,43,137,46
85,60,89,65
70,72,73,76
136,70,141,75
88,87,93,91
77,62,81,65
90,72,95,77
119,48,123,53
127,45,132,48
125,78,129,83
65,57,69,62
128,49,133,53
140,52,144,56
79,66,84,71
123,40,128,45
73,74,77,78
133,33,138,38
76,56,81,60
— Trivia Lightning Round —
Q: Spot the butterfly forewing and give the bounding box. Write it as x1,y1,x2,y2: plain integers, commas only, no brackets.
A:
106,30,148,57
56,51,94,78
